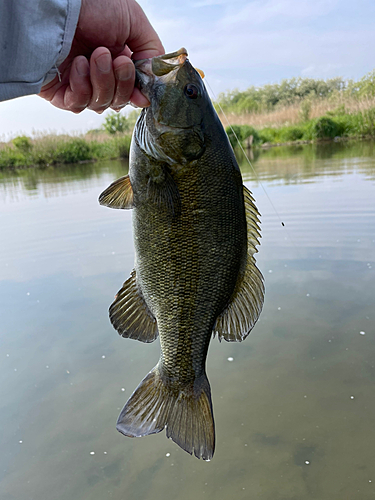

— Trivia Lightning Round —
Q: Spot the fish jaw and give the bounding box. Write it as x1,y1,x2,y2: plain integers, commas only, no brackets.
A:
135,48,188,100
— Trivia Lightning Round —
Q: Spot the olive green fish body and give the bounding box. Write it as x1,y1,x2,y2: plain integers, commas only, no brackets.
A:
132,130,246,384
99,49,264,460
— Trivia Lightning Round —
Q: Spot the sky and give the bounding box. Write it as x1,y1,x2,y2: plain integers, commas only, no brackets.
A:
1,0,375,139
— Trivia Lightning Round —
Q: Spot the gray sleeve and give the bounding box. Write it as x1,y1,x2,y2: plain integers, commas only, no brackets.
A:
0,0,81,102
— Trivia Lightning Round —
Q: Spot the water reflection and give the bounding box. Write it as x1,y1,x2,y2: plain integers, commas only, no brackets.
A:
0,159,129,201
0,143,374,500
238,140,375,184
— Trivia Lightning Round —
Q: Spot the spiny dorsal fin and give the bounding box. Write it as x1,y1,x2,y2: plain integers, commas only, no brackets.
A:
99,175,134,209
109,270,158,343
213,185,264,342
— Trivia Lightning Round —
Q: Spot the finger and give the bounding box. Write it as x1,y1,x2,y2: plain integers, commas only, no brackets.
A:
88,47,116,113
63,56,92,113
111,55,135,111
38,66,72,110
129,87,150,108
38,75,60,101
116,46,133,59
38,67,70,103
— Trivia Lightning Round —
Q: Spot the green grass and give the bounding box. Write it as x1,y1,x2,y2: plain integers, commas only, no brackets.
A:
0,134,132,169
2,93,375,170
226,106,375,147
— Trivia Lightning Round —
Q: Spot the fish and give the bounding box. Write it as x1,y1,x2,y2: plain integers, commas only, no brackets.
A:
99,48,264,460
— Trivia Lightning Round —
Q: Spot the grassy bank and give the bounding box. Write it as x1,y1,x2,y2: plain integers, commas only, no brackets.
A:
225,106,375,148
217,69,375,147
2,69,375,168
0,132,131,169
0,110,141,169
215,69,375,120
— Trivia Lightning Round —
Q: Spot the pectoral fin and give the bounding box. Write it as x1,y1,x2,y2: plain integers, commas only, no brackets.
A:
99,175,134,209
213,186,264,342
147,164,181,217
109,270,158,343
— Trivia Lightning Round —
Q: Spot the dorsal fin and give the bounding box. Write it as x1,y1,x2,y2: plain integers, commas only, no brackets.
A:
99,175,134,209
213,185,264,342
109,270,158,343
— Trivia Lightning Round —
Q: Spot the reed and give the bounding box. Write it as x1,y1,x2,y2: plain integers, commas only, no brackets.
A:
218,96,375,130
224,106,375,147
216,69,375,129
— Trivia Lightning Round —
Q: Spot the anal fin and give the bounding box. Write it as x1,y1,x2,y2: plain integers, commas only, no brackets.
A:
109,270,158,343
213,185,264,342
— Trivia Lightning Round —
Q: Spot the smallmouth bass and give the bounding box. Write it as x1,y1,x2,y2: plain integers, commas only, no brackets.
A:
99,48,264,460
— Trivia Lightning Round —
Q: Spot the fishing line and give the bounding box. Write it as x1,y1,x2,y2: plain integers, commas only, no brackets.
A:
205,78,297,248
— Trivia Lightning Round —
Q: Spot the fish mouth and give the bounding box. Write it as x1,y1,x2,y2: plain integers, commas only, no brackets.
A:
134,48,188,94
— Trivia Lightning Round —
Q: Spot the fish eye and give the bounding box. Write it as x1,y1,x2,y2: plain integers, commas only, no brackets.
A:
184,84,199,99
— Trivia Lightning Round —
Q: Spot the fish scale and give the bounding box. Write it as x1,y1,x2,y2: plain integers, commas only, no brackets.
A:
99,48,264,460
134,152,245,378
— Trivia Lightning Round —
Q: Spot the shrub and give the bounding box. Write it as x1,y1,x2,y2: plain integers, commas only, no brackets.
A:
12,135,33,153
362,108,375,136
216,76,346,114
0,148,28,168
225,125,260,147
356,108,375,136
311,117,340,139
54,138,91,164
240,125,260,143
103,112,131,134
278,126,305,142
88,140,117,159
258,127,279,144
115,135,132,158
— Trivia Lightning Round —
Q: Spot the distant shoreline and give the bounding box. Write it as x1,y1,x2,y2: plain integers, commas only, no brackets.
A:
2,129,375,170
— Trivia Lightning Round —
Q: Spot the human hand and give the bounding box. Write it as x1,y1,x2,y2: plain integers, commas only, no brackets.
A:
39,0,164,113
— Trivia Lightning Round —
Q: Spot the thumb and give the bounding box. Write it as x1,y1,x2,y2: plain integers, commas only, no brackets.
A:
125,0,164,60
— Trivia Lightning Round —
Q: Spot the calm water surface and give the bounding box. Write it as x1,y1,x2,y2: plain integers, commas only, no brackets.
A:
1,142,374,500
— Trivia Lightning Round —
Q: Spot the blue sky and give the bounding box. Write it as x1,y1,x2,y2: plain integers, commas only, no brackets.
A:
1,0,375,139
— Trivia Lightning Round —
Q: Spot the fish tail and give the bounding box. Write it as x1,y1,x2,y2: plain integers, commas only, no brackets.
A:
116,366,215,460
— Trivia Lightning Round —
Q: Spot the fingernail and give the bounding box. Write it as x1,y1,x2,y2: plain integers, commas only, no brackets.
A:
115,63,133,81
96,53,111,74
76,58,89,77
111,103,128,112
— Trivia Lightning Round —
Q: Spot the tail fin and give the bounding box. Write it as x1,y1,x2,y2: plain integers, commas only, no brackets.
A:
116,366,215,460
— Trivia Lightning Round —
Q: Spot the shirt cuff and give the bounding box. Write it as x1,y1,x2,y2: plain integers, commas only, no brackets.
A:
43,0,82,86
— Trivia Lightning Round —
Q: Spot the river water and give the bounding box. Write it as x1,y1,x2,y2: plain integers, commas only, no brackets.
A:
0,141,374,500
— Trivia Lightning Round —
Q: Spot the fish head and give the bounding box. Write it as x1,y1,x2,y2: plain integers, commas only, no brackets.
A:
135,48,210,164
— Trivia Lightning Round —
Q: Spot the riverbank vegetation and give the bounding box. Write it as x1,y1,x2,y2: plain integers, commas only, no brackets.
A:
0,111,140,169
2,70,375,168
225,106,375,148
0,133,131,169
217,69,375,147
